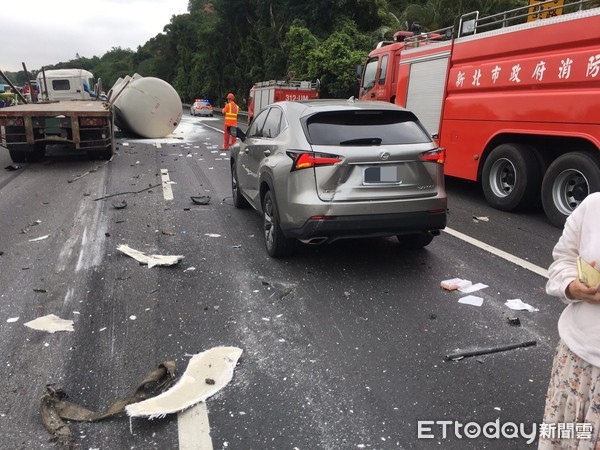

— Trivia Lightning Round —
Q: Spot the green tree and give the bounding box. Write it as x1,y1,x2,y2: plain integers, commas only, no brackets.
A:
306,18,372,98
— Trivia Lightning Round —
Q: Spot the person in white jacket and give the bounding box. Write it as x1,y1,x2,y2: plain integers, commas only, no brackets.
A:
539,192,600,450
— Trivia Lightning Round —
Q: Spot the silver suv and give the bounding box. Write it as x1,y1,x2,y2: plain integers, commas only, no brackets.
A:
230,99,447,257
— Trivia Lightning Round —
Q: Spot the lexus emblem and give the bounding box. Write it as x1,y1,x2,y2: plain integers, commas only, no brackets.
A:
379,151,390,161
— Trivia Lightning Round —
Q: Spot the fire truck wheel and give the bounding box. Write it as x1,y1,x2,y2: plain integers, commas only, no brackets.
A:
482,143,541,212
231,161,250,208
541,152,600,228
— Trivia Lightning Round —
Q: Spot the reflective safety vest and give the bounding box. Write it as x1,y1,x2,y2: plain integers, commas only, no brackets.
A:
224,101,239,126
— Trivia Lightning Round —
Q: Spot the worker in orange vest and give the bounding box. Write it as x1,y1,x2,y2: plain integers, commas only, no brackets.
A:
222,92,239,149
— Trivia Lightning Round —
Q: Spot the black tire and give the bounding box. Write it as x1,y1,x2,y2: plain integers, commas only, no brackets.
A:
481,143,541,211
541,152,600,228
231,162,249,208
8,149,27,163
8,145,43,163
262,190,295,258
397,233,434,249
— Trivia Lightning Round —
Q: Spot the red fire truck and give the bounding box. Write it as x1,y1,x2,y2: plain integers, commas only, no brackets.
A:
359,0,600,227
247,80,320,123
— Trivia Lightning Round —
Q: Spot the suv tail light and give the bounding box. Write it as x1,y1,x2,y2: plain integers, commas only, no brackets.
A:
287,151,343,172
419,148,445,164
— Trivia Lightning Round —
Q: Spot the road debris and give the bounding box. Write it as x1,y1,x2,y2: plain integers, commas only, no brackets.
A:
505,299,539,312
93,183,161,201
117,244,184,268
440,278,472,291
33,288,47,293
21,219,42,234
126,346,243,418
446,340,537,360
7,317,19,323
67,159,112,183
4,164,20,171
458,295,484,307
29,235,50,242
111,200,127,209
205,233,221,238
190,195,211,205
508,317,521,326
41,362,175,449
472,215,490,222
24,314,74,333
459,282,488,294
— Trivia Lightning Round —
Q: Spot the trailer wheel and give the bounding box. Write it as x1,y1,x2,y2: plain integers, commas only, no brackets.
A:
541,152,600,228
8,150,27,163
8,145,44,163
482,143,541,211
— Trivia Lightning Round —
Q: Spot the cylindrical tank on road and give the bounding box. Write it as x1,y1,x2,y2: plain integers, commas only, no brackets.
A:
113,77,182,139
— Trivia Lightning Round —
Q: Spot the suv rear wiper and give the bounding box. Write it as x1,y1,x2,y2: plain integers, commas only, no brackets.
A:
339,137,382,146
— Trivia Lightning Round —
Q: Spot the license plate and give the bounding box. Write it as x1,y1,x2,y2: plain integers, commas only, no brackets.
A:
363,166,400,184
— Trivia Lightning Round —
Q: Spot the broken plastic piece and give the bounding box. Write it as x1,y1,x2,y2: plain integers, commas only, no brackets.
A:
117,244,184,268
24,314,74,333
126,346,243,418
191,195,211,205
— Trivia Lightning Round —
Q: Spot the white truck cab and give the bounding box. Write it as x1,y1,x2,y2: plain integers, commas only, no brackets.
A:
37,69,97,101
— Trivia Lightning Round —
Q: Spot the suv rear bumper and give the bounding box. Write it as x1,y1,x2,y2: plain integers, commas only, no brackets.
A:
284,210,447,241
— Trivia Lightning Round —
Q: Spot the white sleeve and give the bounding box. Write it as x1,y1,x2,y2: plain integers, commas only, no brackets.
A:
546,201,586,304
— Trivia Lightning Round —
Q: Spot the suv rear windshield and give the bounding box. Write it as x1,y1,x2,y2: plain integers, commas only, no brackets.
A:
305,110,431,146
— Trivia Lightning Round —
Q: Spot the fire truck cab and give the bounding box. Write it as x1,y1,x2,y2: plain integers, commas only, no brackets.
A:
360,0,600,227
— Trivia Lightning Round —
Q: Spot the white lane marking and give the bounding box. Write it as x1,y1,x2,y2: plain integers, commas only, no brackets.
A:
443,227,549,279
161,169,174,201
178,403,213,450
201,123,225,134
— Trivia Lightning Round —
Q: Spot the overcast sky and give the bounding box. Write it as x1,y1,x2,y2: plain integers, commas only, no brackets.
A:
2,0,189,73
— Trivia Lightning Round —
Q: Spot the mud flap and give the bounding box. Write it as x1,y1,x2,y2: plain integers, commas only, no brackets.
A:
40,361,176,448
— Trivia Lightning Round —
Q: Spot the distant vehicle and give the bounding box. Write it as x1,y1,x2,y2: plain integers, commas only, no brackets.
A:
247,80,319,123
230,99,447,257
190,99,213,117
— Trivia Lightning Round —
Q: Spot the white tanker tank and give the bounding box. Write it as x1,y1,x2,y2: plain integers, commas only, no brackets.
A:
108,75,182,139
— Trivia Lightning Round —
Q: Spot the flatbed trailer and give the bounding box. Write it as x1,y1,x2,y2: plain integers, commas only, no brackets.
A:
0,100,114,162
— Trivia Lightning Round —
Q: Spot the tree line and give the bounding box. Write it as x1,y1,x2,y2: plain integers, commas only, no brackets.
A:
5,0,532,108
